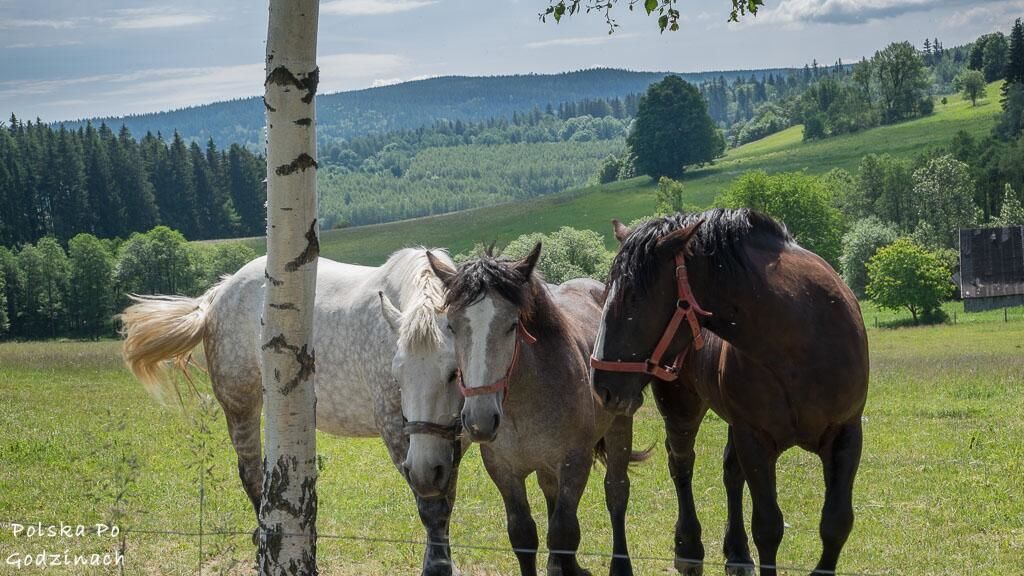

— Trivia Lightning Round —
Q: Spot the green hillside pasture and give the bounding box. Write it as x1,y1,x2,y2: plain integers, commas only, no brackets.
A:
232,83,1002,265
1,318,1022,574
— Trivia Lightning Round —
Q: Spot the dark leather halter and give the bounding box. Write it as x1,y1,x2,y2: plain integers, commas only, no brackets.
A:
402,418,462,441
457,319,537,402
590,253,711,382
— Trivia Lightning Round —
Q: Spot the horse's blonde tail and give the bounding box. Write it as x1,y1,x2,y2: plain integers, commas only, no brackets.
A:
118,282,224,404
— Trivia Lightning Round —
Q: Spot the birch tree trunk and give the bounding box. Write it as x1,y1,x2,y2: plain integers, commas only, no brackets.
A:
258,0,320,573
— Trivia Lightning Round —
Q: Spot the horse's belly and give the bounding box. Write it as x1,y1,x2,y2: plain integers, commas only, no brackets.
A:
315,377,378,438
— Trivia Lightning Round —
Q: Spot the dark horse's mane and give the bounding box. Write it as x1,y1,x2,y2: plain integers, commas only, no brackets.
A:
608,208,793,301
444,254,567,339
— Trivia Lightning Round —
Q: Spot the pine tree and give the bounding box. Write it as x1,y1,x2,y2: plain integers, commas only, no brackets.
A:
1005,19,1024,98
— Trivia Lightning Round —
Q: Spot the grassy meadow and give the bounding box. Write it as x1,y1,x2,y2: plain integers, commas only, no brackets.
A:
1,309,1022,575
229,82,1004,265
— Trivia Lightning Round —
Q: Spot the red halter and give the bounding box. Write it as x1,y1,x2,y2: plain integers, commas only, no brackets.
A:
590,253,711,382
457,319,537,401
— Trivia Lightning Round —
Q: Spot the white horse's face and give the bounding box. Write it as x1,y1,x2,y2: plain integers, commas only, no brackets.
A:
380,294,461,498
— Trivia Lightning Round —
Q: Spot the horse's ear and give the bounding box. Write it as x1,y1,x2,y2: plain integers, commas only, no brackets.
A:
378,291,402,333
426,251,456,287
612,219,631,244
514,242,542,280
485,241,496,257
657,219,704,256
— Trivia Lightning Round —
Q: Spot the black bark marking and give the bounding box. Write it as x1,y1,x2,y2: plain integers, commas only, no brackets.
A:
262,335,316,395
265,270,284,287
263,96,276,112
280,345,315,395
275,153,318,176
285,220,319,272
294,118,312,126
265,65,319,105
270,302,299,310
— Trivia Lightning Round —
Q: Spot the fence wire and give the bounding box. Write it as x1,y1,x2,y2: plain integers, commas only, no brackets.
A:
1,518,890,576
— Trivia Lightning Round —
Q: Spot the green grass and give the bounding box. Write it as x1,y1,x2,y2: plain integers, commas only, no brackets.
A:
2,312,1023,574
227,82,1003,265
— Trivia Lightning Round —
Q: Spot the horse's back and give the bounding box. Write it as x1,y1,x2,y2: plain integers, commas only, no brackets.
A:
549,277,605,345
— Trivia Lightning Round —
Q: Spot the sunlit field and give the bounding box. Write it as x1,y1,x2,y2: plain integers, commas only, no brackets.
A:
2,309,1022,575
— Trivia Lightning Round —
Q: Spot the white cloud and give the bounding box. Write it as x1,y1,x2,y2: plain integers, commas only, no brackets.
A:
525,33,637,49
0,9,214,31
0,18,77,29
321,0,437,16
0,53,407,120
108,9,215,30
754,0,1004,26
5,39,82,49
940,0,1024,30
371,77,403,87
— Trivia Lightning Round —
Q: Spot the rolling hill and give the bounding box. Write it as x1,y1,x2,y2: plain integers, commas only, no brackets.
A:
227,82,1003,264
65,68,798,149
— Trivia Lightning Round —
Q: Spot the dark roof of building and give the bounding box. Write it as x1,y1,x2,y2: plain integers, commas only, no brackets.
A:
959,226,1024,299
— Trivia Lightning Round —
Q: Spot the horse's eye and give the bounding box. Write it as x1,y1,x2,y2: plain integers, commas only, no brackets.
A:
447,324,455,334
447,370,457,383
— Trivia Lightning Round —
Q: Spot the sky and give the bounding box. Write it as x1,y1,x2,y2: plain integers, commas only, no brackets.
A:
0,0,1021,122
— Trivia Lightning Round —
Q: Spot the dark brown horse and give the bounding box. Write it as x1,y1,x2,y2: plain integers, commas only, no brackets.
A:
427,244,643,576
591,210,868,576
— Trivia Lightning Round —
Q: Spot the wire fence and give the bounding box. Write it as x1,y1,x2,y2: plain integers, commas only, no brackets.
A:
0,518,890,576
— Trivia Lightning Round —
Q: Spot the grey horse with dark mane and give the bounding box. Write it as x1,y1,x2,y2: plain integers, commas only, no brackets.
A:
426,244,646,576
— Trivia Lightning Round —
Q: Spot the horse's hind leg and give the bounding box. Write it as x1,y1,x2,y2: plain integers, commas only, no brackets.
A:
813,421,862,575
732,428,783,576
602,415,635,576
216,385,264,516
546,449,593,576
722,427,754,576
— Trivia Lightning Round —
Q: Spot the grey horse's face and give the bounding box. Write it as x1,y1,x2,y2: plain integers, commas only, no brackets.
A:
380,295,461,498
446,292,521,443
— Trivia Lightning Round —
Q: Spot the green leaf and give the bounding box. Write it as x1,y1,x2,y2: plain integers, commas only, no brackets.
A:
658,14,668,30
645,0,658,14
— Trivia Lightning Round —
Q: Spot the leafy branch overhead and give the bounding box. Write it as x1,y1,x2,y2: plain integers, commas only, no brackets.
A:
541,0,764,32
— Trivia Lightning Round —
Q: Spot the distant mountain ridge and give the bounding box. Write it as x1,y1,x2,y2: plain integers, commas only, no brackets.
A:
64,67,799,148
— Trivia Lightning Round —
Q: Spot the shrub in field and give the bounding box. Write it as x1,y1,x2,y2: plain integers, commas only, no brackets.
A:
866,237,953,324
719,170,844,266
841,217,900,297
502,227,613,283
991,184,1024,227
68,233,116,339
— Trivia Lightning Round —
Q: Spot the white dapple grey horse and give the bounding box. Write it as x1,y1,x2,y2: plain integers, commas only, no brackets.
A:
119,248,466,576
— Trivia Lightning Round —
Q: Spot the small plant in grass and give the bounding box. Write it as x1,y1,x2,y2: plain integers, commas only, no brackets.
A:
85,410,140,574
866,237,953,324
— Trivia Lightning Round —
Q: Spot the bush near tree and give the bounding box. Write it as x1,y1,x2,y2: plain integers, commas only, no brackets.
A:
627,75,723,179
719,170,844,266
459,227,613,284
910,154,979,249
866,238,953,324
840,217,900,298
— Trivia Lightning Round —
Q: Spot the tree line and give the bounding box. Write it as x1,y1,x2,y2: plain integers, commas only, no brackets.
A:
0,226,255,340
0,118,267,248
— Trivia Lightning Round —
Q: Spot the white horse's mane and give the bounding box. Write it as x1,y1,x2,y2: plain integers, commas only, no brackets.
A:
382,247,451,353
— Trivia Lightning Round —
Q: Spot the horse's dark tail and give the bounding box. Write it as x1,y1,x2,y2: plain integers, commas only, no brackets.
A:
593,437,655,468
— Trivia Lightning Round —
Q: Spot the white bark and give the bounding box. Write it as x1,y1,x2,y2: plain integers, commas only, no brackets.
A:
259,0,320,574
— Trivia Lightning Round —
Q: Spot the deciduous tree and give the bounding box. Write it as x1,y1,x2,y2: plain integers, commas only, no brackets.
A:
866,238,952,323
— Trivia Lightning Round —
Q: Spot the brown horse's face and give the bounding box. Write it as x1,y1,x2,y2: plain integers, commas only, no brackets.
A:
593,220,703,416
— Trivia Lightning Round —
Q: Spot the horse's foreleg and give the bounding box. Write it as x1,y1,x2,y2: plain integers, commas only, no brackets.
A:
546,449,592,576
732,427,783,576
602,415,635,576
813,420,862,576
415,495,458,576
722,427,754,576
654,384,707,576
490,468,539,576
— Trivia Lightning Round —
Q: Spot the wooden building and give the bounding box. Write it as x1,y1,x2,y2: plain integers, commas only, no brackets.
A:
959,226,1024,312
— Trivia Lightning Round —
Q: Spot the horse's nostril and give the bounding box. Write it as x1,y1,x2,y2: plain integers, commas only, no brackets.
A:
401,464,411,480
492,413,500,431
600,387,613,406
432,465,446,488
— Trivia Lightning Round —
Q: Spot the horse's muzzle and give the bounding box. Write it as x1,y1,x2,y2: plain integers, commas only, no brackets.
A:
594,384,643,416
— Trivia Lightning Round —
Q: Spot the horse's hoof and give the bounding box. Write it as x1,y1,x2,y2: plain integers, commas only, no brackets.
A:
725,563,755,576
421,560,458,576
674,558,703,576
609,558,634,576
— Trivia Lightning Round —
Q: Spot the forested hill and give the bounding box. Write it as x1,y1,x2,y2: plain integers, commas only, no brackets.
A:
65,67,798,149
